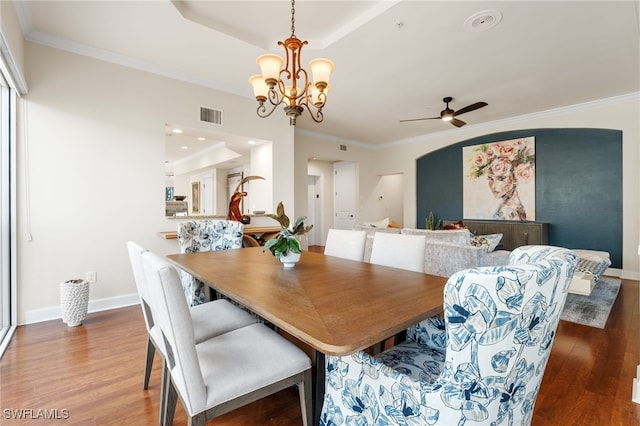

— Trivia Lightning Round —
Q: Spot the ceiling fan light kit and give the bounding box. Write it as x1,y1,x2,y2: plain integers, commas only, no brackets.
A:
401,96,488,128
249,0,335,125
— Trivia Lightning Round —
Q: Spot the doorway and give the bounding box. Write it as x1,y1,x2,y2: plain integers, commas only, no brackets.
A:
333,162,358,229
307,174,322,246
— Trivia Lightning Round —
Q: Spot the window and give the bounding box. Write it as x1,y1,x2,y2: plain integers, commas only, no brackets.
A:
0,70,16,358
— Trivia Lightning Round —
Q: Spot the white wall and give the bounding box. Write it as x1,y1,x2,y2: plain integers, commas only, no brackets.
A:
372,174,404,226
293,133,377,222
249,142,273,214
17,42,294,324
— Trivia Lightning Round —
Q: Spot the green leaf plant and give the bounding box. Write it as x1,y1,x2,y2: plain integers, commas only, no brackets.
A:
263,202,313,260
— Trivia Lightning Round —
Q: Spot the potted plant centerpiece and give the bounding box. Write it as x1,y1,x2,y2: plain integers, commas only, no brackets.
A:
264,202,313,268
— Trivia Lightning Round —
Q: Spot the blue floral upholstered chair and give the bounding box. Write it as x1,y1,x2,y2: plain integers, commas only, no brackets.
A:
177,220,244,306
320,245,577,426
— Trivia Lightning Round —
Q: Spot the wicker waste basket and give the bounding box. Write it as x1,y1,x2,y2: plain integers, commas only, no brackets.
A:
60,279,90,327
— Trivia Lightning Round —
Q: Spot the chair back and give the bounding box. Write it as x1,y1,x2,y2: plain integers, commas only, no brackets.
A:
126,241,155,333
370,232,426,273
323,229,367,261
141,250,207,415
177,220,244,305
434,245,577,423
177,220,244,253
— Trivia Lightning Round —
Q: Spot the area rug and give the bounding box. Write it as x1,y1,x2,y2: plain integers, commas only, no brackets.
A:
560,276,621,329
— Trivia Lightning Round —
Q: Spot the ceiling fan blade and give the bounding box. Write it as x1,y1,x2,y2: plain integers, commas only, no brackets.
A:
451,118,466,127
399,116,441,123
453,101,488,116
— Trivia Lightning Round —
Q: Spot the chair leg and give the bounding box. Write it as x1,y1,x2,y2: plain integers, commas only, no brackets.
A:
188,413,206,426
159,361,171,426
163,376,178,426
394,330,407,345
144,335,155,390
298,369,313,426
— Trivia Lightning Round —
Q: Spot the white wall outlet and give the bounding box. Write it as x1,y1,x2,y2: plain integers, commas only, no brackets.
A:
86,271,97,283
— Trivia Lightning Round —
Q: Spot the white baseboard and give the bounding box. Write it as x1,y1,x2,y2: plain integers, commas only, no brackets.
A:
22,293,140,325
616,268,640,281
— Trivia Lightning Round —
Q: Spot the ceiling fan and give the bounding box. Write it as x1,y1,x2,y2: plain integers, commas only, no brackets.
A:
401,97,488,128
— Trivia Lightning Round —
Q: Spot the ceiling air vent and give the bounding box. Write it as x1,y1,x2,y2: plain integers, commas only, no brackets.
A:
200,106,223,126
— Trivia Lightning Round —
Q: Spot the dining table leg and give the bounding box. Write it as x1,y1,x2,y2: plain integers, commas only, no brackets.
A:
313,350,325,425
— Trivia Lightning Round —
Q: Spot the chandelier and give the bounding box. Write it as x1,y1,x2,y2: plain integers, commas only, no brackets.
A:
249,0,335,125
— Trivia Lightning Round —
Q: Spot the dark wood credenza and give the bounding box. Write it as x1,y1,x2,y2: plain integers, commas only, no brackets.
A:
459,220,549,252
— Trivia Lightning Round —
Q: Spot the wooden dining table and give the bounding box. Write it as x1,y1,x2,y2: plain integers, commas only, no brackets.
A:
166,247,447,424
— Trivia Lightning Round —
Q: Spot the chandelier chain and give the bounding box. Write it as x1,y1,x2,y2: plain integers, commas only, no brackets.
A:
290,0,296,37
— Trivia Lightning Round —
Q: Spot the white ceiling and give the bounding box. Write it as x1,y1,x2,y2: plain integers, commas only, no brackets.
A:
15,0,640,152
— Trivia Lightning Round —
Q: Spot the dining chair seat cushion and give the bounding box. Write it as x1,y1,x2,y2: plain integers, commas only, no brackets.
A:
196,323,311,409
370,232,426,273
145,300,257,352
190,299,257,343
406,313,447,350
374,340,447,383
324,229,367,262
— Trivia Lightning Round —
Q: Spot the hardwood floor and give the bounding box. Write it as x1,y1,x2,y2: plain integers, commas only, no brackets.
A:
1,266,639,424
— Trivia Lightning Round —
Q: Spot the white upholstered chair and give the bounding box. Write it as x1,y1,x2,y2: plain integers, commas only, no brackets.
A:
141,250,313,426
369,232,426,273
125,242,256,391
323,228,367,262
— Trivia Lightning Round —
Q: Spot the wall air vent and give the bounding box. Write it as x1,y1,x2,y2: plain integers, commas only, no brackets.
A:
200,106,223,126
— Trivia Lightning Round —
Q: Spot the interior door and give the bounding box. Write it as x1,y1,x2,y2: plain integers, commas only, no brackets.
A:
201,176,213,215
333,162,358,229
307,174,322,245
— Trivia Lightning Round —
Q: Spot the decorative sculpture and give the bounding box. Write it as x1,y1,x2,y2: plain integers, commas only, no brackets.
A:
227,175,265,222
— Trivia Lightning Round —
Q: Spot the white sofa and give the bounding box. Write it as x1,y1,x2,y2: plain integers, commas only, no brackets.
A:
354,225,511,277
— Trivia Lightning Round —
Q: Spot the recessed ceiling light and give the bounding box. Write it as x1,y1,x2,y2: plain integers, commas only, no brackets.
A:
464,10,502,33
172,128,183,134
248,140,256,145
197,137,205,141
181,146,188,150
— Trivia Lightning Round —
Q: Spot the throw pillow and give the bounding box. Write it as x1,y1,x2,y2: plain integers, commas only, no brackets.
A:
471,233,503,252
364,217,390,228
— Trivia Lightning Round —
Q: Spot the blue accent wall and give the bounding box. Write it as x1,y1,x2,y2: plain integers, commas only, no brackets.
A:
416,128,622,267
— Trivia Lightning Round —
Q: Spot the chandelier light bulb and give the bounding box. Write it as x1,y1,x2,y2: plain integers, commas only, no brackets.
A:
309,58,335,88
256,54,283,87
249,75,269,103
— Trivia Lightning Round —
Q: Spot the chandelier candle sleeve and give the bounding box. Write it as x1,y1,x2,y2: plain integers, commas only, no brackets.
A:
248,0,335,125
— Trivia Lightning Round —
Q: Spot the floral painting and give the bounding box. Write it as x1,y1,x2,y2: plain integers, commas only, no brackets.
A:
463,137,535,221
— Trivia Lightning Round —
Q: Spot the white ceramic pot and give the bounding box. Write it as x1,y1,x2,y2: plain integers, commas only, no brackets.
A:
279,251,301,268
60,279,90,327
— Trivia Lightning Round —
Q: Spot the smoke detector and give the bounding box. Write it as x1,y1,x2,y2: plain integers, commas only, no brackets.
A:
464,10,502,33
